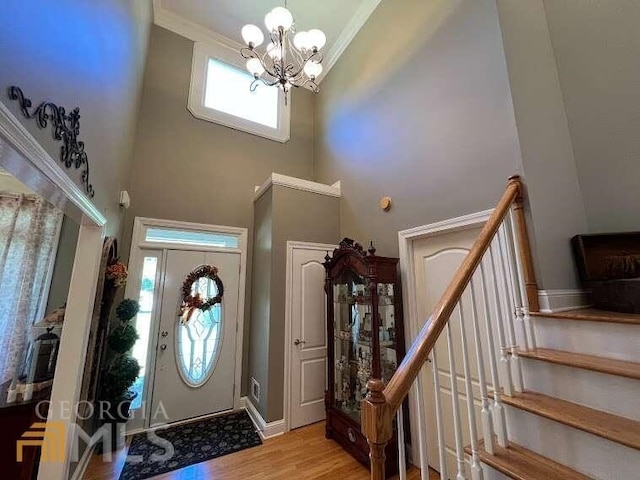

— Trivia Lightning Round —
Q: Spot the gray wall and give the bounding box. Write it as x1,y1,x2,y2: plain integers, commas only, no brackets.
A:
267,186,339,421
542,0,640,233
0,0,152,237
248,184,339,422
315,0,523,256
495,0,588,289
248,189,273,417
123,26,316,255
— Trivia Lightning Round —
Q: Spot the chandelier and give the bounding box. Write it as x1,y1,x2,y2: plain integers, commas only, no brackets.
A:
240,3,326,98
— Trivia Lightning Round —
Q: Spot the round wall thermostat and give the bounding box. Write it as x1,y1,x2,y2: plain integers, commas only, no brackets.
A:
379,196,392,211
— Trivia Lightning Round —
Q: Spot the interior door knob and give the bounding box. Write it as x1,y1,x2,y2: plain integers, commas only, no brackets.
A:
161,330,169,337
294,339,306,346
159,344,167,351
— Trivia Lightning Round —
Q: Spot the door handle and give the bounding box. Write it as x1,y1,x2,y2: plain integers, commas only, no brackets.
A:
159,344,167,351
294,339,306,346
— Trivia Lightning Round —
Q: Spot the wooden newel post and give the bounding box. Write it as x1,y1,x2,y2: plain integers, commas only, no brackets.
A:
361,379,393,480
507,175,540,312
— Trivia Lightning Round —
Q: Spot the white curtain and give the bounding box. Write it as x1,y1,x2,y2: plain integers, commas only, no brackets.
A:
0,193,63,384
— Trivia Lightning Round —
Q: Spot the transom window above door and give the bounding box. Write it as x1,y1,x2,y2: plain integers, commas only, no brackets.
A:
188,42,291,143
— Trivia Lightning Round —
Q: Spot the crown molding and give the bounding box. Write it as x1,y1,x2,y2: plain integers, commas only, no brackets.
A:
152,0,383,84
153,0,244,54
254,173,341,202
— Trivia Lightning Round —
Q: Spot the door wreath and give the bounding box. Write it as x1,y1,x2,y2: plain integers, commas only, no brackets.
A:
179,265,224,324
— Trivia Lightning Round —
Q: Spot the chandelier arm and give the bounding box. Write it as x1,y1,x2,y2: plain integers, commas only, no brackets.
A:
241,47,280,79
287,50,324,80
285,30,306,71
250,76,281,92
288,76,319,93
241,47,258,60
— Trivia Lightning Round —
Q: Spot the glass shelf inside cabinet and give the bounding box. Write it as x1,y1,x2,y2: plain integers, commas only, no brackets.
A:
332,270,371,422
378,283,399,383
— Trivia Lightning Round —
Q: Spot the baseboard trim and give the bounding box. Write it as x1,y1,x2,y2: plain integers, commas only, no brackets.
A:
70,443,96,480
537,289,591,313
241,396,285,439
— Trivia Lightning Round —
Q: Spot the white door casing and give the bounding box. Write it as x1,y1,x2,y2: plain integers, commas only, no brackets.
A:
150,249,240,426
125,217,248,431
285,242,335,431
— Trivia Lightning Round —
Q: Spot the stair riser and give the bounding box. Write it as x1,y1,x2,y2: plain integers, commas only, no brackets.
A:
481,464,513,480
532,316,639,362
521,358,640,421
504,405,640,480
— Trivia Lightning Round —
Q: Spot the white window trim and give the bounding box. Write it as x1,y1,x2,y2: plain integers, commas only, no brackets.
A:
188,41,291,143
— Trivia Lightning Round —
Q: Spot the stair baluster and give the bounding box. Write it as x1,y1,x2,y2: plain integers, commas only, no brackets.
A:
496,225,524,391
469,279,495,455
508,208,537,349
488,243,514,396
446,315,468,480
459,296,484,480
479,261,508,447
431,349,449,480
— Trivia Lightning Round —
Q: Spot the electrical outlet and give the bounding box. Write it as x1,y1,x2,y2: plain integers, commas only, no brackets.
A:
251,377,260,402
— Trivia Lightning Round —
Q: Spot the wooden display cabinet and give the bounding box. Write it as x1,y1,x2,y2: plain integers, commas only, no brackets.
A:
323,238,406,478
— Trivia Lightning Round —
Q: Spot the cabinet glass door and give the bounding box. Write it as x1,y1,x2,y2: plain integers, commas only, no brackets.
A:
332,269,371,423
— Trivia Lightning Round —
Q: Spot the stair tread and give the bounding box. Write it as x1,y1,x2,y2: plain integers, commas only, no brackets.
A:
519,348,640,380
467,439,592,480
531,308,640,325
500,390,640,450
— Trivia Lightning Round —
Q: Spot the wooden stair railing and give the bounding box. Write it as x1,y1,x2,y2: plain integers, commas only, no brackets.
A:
361,175,538,480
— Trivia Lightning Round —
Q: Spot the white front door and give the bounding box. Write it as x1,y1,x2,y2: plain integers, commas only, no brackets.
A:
288,243,332,429
413,227,496,478
150,249,240,426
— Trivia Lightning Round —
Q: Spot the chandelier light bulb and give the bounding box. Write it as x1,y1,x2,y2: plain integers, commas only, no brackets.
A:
293,31,309,51
265,6,293,32
306,29,326,50
303,61,323,79
246,58,265,77
241,24,264,47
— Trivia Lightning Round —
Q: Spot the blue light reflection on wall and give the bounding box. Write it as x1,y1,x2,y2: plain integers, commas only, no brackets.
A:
326,101,398,168
0,0,134,92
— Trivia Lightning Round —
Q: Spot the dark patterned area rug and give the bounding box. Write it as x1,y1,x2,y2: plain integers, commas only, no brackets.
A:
119,410,262,480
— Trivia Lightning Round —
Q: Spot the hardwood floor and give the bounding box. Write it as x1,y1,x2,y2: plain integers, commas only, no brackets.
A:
83,421,437,480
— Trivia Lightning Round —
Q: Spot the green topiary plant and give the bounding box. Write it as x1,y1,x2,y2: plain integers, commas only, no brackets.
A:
100,298,141,409
107,324,138,353
115,298,140,322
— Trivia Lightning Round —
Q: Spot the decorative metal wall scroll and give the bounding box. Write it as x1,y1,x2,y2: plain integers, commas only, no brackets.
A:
7,86,95,197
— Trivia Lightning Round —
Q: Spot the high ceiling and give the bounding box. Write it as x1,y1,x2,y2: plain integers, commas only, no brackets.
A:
154,0,382,76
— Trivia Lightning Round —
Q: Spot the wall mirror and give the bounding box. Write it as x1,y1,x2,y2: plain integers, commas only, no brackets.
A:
0,167,80,404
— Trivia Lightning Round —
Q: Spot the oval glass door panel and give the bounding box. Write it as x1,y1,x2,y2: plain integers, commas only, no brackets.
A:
176,277,223,387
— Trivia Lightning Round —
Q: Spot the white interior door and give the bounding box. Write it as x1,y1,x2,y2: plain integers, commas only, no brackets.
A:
289,244,331,429
413,227,497,478
151,249,240,426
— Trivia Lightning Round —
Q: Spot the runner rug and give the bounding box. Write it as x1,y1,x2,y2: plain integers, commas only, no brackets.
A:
118,410,262,480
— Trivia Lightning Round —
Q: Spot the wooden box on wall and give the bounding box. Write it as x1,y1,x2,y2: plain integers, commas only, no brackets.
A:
572,232,640,313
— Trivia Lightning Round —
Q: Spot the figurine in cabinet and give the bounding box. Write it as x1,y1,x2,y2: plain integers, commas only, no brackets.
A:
324,238,406,478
